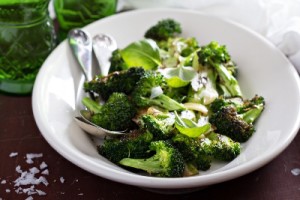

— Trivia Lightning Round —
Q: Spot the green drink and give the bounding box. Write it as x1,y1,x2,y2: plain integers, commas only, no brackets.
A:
54,0,117,41
0,0,56,94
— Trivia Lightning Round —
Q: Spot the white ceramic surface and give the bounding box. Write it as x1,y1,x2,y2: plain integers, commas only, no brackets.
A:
32,8,300,190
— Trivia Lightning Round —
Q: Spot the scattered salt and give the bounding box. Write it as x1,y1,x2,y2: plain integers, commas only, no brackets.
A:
36,189,47,196
16,165,22,173
1,180,6,184
5,189,11,193
26,153,43,164
78,193,84,196
25,196,33,200
60,177,65,184
9,152,18,157
39,162,48,170
41,169,49,175
291,168,300,176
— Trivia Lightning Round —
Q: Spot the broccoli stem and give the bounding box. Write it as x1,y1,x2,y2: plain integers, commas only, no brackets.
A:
82,97,102,114
120,157,163,174
210,59,242,97
240,105,264,124
150,94,186,111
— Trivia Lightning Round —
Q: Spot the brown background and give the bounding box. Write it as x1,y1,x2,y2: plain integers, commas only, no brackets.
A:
0,94,299,200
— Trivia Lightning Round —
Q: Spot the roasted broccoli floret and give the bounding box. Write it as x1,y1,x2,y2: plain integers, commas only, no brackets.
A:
172,134,213,171
84,67,145,100
207,132,241,161
109,49,128,73
98,130,153,163
209,95,265,142
119,140,185,177
197,41,242,97
144,19,182,41
141,113,176,140
83,93,137,131
131,71,186,111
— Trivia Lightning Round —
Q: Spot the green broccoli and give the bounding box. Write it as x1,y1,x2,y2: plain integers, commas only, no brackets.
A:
144,18,182,41
207,132,241,161
131,71,186,111
197,41,242,97
209,95,265,142
109,49,128,73
119,140,185,177
98,130,153,163
84,67,145,100
83,92,137,131
141,113,176,140
172,134,213,171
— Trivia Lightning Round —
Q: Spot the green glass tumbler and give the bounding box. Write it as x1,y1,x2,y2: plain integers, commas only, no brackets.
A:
54,0,117,41
0,0,57,94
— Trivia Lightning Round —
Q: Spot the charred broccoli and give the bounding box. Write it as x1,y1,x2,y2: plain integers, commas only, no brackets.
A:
98,130,153,163
131,71,186,111
84,67,145,100
141,113,176,140
144,18,182,41
209,95,265,142
83,92,137,131
119,140,185,177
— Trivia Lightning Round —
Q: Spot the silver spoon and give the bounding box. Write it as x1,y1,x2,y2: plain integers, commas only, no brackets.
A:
68,28,125,137
92,33,117,76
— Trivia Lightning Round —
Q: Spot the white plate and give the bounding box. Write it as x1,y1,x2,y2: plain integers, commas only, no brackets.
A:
32,8,300,190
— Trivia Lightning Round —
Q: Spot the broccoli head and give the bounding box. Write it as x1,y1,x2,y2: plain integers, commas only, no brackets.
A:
141,114,176,140
207,132,241,161
98,130,153,163
172,134,213,171
197,41,242,97
109,49,128,73
209,95,265,142
84,92,137,131
144,18,182,41
131,71,186,111
84,67,145,100
119,140,185,177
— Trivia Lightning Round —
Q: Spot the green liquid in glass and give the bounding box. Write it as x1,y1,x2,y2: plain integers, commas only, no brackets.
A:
54,0,117,41
0,0,56,94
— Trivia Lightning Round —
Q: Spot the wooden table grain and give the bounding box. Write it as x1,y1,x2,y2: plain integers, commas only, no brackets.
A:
0,94,299,200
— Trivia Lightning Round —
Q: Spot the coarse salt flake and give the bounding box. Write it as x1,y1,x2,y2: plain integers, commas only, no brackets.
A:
9,152,18,157
60,177,65,184
1,180,6,184
291,168,300,176
41,169,49,175
25,196,33,200
39,161,48,170
6,189,11,193
26,153,43,164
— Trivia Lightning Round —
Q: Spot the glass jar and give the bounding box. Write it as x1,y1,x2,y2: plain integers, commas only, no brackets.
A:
0,0,56,94
54,0,117,41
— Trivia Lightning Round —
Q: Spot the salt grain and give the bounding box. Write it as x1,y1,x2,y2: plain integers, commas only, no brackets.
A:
41,169,49,175
39,161,48,170
26,153,43,164
78,193,84,196
9,152,18,157
60,177,65,184
291,168,300,176
36,189,47,196
1,180,6,184
25,196,33,200
5,189,10,193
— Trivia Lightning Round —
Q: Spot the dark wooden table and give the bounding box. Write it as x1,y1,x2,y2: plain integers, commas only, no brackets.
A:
0,93,299,200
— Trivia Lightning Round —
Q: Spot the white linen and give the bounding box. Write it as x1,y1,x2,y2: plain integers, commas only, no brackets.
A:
120,0,300,74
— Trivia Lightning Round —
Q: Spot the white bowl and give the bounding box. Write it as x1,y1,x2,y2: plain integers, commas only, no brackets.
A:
32,8,300,191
